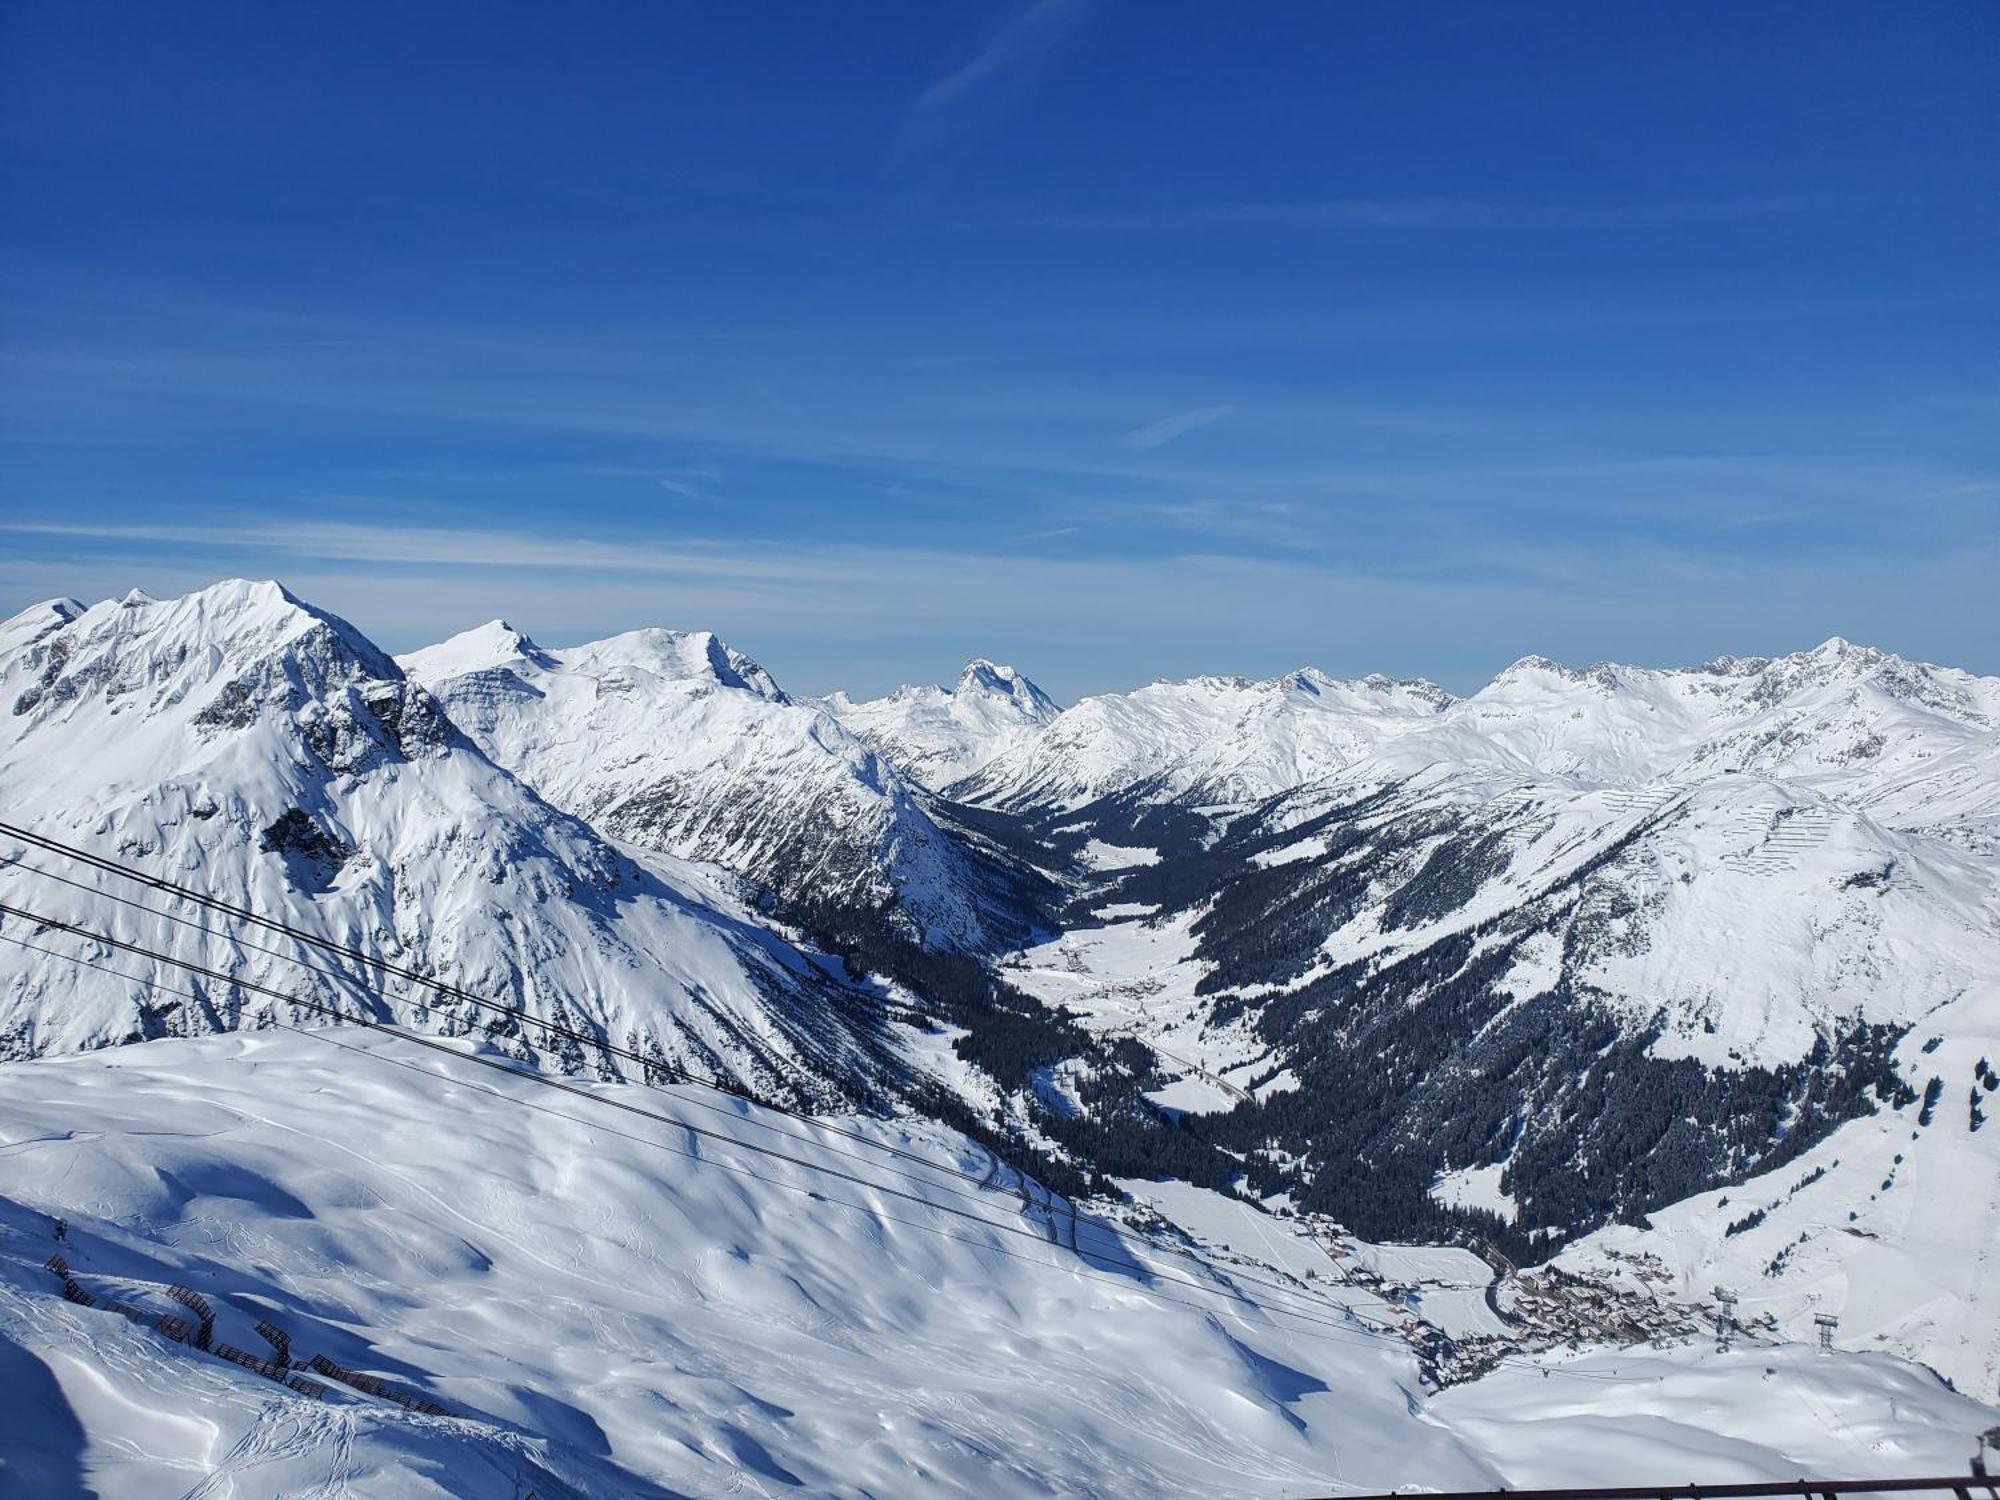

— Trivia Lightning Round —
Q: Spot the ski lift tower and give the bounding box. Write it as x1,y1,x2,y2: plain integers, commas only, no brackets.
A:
1814,1313,1839,1353
1713,1286,1739,1351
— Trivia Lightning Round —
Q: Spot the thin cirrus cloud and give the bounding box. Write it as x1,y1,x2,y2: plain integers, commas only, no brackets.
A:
893,0,1101,163
1002,192,1865,235
2,516,1991,699
1118,404,1235,450
0,520,842,583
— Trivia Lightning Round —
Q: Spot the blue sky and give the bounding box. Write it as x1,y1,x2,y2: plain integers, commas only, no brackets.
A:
2,0,1994,699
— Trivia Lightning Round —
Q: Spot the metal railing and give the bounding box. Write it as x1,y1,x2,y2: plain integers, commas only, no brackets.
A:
1333,1477,2000,1500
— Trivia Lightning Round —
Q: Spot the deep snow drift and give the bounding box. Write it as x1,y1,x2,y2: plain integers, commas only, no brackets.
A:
1,1029,1991,1499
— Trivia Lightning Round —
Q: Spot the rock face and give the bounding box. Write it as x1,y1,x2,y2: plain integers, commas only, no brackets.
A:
402,624,1050,955
0,581,904,1105
822,659,1062,789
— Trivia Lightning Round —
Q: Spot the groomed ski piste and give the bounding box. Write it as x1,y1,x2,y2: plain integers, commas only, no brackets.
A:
2,1027,1994,1499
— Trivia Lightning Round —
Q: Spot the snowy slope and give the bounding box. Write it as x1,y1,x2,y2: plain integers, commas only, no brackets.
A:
1223,765,2000,1072
1016,718,2000,1362
0,596,84,657
0,582,903,1104
1450,640,2000,828
403,623,1039,953
2,1028,1991,1498
953,669,1454,812
822,659,1060,789
959,639,1998,840
1558,965,2000,1398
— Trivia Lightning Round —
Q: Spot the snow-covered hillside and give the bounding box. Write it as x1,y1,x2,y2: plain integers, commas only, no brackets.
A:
1448,640,2000,839
0,583,902,1104
822,659,1060,789
1558,945,2000,1398
997,643,2000,1386
3,1029,1991,1499
957,640,1998,833
403,623,1043,953
952,669,1455,811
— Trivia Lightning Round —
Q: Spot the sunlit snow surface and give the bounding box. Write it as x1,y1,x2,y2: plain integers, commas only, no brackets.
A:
3,1031,1993,1498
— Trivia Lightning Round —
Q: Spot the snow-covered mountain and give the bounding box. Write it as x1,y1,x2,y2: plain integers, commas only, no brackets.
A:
958,640,1997,831
822,658,1060,789
1013,757,2000,1389
401,623,1048,955
1556,949,2000,1397
7,583,1998,1486
0,582,904,1104
990,639,2000,1386
952,668,1456,812
1450,640,2000,832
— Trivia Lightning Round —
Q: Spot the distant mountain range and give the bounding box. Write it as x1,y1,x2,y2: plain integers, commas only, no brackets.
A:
4,578,1995,1395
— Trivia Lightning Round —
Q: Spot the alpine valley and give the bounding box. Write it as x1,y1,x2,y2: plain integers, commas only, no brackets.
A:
2,579,1995,1497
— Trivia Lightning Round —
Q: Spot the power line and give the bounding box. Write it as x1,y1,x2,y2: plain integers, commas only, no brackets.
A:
0,906,1437,1352
0,822,983,1187
0,833,1448,1333
0,850,1003,1196
0,916,1659,1383
0,920,1452,1359
0,830,1657,1384
0,850,1385,1328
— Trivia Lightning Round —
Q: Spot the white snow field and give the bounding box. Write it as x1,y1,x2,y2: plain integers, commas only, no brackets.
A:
2,1029,1993,1500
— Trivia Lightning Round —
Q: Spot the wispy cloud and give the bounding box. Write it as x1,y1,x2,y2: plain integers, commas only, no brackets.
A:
0,520,836,582
1119,403,1234,449
1007,524,1080,544
894,0,1099,165
1140,499,1317,549
656,464,723,503
992,192,1862,235
5,517,1991,699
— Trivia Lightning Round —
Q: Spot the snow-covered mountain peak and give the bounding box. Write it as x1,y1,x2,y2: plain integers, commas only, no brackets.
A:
563,626,788,701
0,580,914,1096
0,596,85,655
401,619,787,702
6,578,413,754
955,657,1058,713
1287,667,1458,714
1355,671,1457,710
822,658,1062,789
396,617,549,679
1485,653,1640,696
954,665,1458,811
405,621,1034,950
